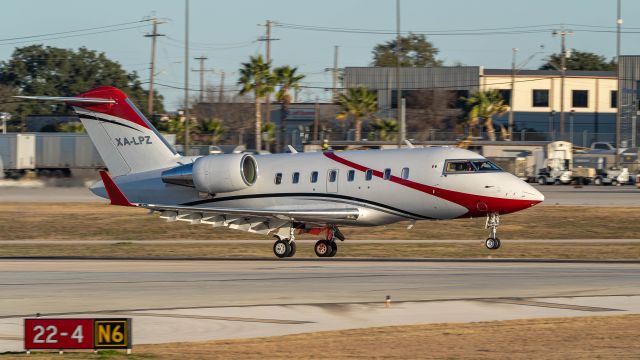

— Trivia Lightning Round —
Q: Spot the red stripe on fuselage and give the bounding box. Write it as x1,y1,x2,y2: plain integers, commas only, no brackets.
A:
72,86,150,130
323,151,540,217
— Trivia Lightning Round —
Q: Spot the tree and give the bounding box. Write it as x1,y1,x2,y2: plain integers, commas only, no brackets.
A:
464,90,509,141
372,33,442,67
337,86,378,141
369,118,398,141
238,55,275,151
0,45,165,123
58,122,85,133
273,65,305,152
200,118,226,144
539,50,615,71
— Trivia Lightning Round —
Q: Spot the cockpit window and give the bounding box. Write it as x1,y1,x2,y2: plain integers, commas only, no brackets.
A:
471,160,502,171
444,159,502,174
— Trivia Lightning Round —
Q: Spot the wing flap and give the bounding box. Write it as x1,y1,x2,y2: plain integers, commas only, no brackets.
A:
140,203,360,221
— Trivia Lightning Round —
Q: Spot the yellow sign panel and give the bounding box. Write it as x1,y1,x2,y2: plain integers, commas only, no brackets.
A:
94,319,130,349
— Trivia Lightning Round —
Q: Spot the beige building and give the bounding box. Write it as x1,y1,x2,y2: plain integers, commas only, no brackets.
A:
480,69,617,144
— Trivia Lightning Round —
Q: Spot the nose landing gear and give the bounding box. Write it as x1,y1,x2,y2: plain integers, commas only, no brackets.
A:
484,213,501,250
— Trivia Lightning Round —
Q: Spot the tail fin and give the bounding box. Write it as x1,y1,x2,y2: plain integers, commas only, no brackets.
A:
17,87,179,176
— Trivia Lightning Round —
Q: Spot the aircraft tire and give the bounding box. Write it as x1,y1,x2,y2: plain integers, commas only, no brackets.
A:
485,237,500,250
328,242,338,257
314,240,333,257
287,241,297,257
273,239,291,258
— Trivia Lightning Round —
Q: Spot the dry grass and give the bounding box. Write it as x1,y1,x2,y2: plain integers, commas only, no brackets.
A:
1,203,640,241
4,315,640,359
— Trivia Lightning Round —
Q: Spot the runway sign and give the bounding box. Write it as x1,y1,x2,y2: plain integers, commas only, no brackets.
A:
24,318,131,351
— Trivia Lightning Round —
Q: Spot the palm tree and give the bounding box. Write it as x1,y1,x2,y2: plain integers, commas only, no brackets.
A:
464,90,509,141
200,118,226,144
369,118,398,141
337,86,378,141
273,66,305,152
238,55,275,151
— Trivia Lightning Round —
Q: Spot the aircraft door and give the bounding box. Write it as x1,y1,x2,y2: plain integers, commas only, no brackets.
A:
326,169,338,193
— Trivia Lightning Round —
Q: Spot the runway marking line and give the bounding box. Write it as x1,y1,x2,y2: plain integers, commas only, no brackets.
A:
477,298,623,312
103,312,313,325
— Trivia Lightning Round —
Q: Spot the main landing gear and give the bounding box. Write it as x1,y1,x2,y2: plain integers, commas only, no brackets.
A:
271,224,345,258
314,226,344,258
484,212,501,250
272,225,297,258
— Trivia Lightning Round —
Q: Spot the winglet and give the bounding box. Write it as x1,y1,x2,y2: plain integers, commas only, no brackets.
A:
99,170,135,207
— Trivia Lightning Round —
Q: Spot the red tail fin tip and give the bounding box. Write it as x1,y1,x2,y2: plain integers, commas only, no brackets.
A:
99,171,135,207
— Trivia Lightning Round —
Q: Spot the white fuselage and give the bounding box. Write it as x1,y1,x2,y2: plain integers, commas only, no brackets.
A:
92,147,544,227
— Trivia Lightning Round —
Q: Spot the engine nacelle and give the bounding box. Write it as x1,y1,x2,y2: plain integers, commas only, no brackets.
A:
192,154,258,194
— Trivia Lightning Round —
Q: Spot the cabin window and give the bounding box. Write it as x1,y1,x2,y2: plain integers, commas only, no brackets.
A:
329,170,337,182
383,168,391,180
292,172,300,184
401,167,410,180
275,172,283,184
365,169,373,181
310,171,318,183
347,170,355,182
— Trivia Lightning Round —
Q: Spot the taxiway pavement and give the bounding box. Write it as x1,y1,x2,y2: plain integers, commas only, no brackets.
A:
0,259,638,351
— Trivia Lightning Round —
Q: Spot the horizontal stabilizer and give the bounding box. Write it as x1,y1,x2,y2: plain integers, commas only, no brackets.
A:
13,95,115,104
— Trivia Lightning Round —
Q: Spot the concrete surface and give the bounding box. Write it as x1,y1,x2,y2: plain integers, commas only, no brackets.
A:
0,259,638,351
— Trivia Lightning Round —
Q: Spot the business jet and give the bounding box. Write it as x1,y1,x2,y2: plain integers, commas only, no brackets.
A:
17,87,544,258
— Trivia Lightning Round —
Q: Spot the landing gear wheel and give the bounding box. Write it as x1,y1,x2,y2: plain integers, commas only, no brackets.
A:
328,242,338,257
287,241,297,257
485,237,500,250
273,239,291,258
314,240,333,257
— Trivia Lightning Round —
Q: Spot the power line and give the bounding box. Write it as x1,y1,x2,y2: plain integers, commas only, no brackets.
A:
274,22,640,36
0,24,152,46
0,19,151,43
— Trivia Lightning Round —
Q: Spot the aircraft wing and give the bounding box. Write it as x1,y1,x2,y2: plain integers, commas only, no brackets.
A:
98,170,359,234
142,203,360,221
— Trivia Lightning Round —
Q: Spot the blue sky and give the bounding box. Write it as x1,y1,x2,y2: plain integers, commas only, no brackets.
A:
1,0,638,110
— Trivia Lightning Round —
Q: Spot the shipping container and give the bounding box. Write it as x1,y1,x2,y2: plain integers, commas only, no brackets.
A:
35,133,104,169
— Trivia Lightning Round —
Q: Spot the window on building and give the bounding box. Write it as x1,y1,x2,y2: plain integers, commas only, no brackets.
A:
274,173,282,185
310,171,318,183
572,90,588,108
532,90,549,107
401,167,410,180
611,90,618,108
383,168,391,180
292,172,300,184
329,170,337,183
365,169,373,181
498,89,511,106
347,170,355,182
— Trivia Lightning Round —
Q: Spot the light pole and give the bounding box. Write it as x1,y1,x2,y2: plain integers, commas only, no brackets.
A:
508,48,518,141
0,112,10,134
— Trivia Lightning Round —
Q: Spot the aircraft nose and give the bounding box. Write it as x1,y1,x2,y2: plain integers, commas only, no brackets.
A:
522,182,544,203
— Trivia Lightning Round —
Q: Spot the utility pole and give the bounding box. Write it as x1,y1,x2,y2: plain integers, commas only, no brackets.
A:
396,0,405,147
218,70,225,103
314,98,320,141
184,0,190,155
616,0,622,165
332,46,339,102
258,20,279,128
144,18,164,116
553,29,572,140
508,48,518,141
192,56,214,103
